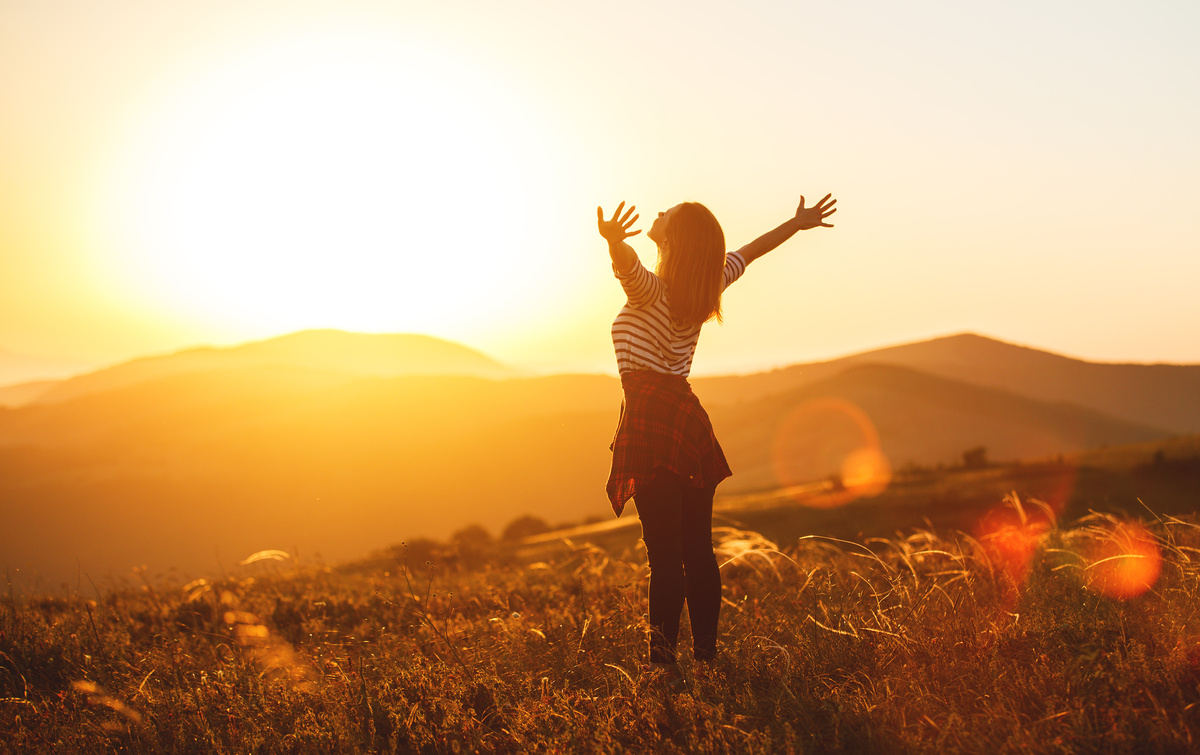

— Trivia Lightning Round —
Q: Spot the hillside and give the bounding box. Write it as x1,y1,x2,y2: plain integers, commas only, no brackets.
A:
0,347,95,387
693,333,1200,433
710,363,1169,492
29,330,515,406
0,369,622,592
0,379,59,408
7,510,1198,753
0,346,1174,591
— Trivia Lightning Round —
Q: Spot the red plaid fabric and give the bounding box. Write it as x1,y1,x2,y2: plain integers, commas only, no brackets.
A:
606,370,732,516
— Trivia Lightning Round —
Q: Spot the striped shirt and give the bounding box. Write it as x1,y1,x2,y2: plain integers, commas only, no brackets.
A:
611,251,747,377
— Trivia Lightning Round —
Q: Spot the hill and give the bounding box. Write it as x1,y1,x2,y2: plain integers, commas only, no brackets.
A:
0,344,1174,591
693,333,1200,434
29,330,515,406
4,491,1198,753
0,347,95,387
0,379,59,408
0,368,622,591
709,362,1169,492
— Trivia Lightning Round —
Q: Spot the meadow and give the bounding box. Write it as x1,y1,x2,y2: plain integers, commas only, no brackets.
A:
3,485,1200,753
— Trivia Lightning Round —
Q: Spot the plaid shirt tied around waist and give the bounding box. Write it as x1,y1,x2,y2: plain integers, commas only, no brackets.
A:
606,370,732,516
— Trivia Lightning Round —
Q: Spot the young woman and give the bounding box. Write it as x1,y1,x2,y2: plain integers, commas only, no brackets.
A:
597,194,837,669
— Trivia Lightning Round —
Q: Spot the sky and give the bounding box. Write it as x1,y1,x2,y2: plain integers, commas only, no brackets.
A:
2,0,1198,380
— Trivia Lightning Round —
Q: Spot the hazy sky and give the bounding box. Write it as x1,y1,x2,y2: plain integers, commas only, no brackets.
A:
2,0,1198,378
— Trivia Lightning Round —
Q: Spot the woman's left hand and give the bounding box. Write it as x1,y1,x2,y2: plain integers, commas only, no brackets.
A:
793,194,837,229
597,202,641,244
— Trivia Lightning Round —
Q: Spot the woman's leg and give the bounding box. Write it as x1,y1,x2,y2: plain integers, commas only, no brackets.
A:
635,468,686,664
680,483,721,661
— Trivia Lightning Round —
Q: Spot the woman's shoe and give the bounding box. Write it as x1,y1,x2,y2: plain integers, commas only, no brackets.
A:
650,661,687,693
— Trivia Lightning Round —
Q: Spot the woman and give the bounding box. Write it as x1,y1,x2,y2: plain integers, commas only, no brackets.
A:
597,194,837,670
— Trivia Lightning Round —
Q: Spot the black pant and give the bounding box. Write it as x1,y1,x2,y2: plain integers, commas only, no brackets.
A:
635,468,721,663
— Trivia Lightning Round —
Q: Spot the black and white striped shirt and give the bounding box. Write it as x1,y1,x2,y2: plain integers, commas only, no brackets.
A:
611,251,748,377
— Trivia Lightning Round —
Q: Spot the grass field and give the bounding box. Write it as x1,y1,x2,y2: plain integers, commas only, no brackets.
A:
4,478,1200,753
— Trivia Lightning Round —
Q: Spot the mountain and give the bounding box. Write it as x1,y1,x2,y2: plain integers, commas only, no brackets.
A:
0,367,618,451
0,380,59,408
0,368,621,593
708,363,1168,492
30,330,516,406
0,347,95,387
0,334,1175,592
693,333,1200,434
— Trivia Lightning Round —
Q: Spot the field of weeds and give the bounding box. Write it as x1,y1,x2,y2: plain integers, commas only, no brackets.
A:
3,497,1200,753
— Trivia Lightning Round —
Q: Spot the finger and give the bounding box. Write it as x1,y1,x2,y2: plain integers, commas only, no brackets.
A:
597,206,604,223
625,229,642,237
797,195,806,210
822,206,838,217
614,201,626,221
626,213,640,227
620,205,637,224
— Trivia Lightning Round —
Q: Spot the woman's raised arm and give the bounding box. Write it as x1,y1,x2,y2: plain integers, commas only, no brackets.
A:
736,194,837,264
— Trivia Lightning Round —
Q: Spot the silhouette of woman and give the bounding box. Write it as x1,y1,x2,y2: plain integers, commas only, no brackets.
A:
597,194,837,671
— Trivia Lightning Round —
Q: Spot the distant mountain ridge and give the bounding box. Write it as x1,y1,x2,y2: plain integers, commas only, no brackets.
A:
693,333,1200,434
708,362,1167,492
11,331,1200,433
0,347,96,388
28,330,516,406
0,380,59,408
3,329,1196,590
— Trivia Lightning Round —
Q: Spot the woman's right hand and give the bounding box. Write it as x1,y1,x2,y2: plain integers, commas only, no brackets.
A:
597,202,641,244
793,194,837,230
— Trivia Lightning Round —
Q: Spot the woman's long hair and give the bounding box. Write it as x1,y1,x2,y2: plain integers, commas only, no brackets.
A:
656,202,726,327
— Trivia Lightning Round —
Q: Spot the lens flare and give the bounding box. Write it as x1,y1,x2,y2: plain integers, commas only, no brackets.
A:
1084,520,1162,600
770,397,892,508
840,446,892,498
975,494,1053,592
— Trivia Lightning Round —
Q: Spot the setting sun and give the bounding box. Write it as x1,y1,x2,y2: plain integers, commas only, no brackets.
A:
93,26,561,338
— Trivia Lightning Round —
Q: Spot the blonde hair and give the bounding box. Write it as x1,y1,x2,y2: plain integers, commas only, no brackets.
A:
655,202,726,327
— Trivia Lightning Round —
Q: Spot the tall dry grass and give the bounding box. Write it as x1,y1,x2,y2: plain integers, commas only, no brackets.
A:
2,497,1199,753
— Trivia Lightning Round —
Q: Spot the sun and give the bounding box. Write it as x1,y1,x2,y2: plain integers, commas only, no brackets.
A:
95,26,563,340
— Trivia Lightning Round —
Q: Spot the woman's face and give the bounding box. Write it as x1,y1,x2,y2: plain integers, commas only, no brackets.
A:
647,204,683,246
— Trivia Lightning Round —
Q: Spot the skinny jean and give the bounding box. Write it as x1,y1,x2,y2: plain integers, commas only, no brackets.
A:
635,467,721,663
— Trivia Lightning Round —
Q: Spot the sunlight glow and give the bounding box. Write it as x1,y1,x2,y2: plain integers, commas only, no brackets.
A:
975,494,1054,597
96,27,560,338
770,397,892,508
1083,520,1162,600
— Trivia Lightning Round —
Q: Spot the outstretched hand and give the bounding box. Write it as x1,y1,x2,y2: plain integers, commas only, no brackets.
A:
794,194,837,230
597,202,641,244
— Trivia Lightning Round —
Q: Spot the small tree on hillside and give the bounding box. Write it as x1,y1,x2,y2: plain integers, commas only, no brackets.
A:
391,537,443,570
451,523,493,548
502,515,551,542
450,523,495,570
963,446,989,469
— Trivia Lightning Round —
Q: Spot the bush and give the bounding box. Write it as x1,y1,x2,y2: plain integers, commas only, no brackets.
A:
501,515,551,542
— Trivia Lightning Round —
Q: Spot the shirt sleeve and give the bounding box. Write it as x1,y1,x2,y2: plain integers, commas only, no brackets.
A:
722,251,748,291
614,256,662,309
